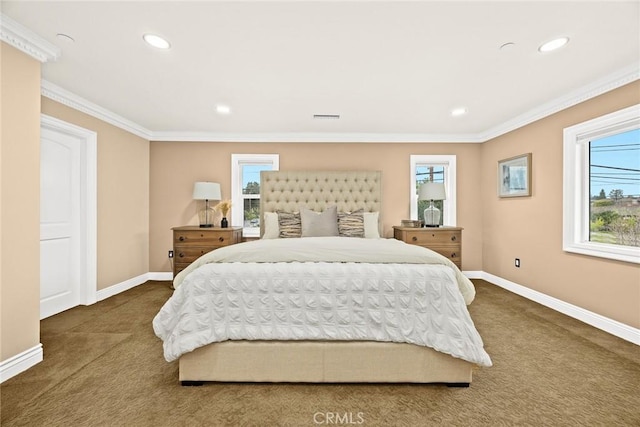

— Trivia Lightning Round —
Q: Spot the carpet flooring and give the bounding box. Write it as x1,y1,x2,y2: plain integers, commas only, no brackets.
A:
1,280,638,426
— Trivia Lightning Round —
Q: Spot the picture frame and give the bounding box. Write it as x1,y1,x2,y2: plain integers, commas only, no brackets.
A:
498,153,532,198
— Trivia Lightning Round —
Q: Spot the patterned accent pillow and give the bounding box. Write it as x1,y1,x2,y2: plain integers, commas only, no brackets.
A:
277,211,302,238
338,209,365,238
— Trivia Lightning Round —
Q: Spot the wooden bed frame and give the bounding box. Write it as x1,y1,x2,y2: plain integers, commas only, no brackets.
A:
178,170,474,386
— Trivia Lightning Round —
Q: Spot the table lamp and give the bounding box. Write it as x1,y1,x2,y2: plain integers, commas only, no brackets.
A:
193,182,221,227
418,182,446,227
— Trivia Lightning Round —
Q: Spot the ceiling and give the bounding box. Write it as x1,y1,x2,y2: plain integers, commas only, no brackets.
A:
2,1,639,142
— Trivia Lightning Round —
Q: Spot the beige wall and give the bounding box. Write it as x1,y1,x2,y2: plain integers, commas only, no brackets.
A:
0,43,41,360
41,99,150,290
150,142,483,272
481,81,640,328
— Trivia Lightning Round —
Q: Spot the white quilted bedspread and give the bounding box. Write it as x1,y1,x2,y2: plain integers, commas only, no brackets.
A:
173,237,477,304
153,239,492,367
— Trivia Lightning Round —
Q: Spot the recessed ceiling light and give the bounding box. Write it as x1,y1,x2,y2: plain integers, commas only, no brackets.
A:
216,104,231,115
143,33,171,50
451,107,467,117
538,37,569,53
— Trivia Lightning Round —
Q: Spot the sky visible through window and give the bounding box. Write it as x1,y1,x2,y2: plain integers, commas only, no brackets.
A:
590,128,640,198
242,164,270,191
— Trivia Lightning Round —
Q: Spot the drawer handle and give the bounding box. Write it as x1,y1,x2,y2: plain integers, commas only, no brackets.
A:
219,237,225,242
412,236,417,242
179,236,185,242
451,236,457,241
451,253,457,258
179,252,185,258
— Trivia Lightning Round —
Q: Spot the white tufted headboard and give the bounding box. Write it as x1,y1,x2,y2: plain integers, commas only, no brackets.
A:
260,170,382,237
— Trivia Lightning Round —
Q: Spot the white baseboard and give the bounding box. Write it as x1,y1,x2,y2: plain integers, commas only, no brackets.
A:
95,272,172,302
0,344,43,383
95,273,149,302
481,272,640,346
462,270,483,279
147,271,173,281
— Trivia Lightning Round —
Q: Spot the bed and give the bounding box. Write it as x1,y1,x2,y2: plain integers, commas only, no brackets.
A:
153,170,491,385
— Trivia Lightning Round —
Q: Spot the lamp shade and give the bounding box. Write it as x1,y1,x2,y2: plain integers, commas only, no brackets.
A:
192,182,221,201
418,182,446,201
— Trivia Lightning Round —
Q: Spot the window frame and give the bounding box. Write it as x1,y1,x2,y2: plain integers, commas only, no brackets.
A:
410,155,457,226
562,103,640,264
231,154,279,238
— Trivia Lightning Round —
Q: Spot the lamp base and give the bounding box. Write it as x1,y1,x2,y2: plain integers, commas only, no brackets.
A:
423,203,441,227
197,206,215,228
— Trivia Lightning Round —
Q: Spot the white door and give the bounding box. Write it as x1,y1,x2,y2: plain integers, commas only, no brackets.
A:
40,126,82,318
40,116,97,319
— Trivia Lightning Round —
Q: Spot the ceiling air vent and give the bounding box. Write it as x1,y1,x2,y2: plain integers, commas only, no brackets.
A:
313,114,340,119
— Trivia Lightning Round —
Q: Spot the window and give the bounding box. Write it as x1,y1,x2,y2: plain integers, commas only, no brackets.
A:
231,154,279,237
410,155,457,226
563,104,640,264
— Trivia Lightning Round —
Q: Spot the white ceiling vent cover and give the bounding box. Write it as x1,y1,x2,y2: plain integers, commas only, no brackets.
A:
313,114,340,119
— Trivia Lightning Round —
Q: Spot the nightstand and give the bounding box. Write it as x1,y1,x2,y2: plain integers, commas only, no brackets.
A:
393,226,462,269
172,226,243,277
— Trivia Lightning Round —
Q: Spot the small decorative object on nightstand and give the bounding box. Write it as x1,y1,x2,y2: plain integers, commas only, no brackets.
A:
172,226,242,277
216,199,232,228
418,182,446,227
393,226,462,269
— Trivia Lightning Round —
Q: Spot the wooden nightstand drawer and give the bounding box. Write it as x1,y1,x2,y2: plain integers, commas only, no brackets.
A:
174,246,214,263
402,229,460,246
429,248,461,265
174,229,237,247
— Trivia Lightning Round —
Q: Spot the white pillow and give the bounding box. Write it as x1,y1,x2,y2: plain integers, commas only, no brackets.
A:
262,212,280,239
363,212,380,238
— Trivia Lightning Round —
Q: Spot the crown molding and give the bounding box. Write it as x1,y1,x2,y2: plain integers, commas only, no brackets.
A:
479,62,640,141
42,63,638,144
0,13,60,63
41,80,153,140
149,131,484,143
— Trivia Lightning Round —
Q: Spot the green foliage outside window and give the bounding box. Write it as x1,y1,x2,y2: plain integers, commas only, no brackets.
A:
590,200,640,247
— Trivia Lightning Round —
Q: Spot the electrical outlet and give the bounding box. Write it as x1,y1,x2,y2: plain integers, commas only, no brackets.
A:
515,258,520,268
168,250,174,258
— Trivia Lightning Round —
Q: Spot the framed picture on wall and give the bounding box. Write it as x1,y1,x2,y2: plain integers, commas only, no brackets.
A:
498,153,532,198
